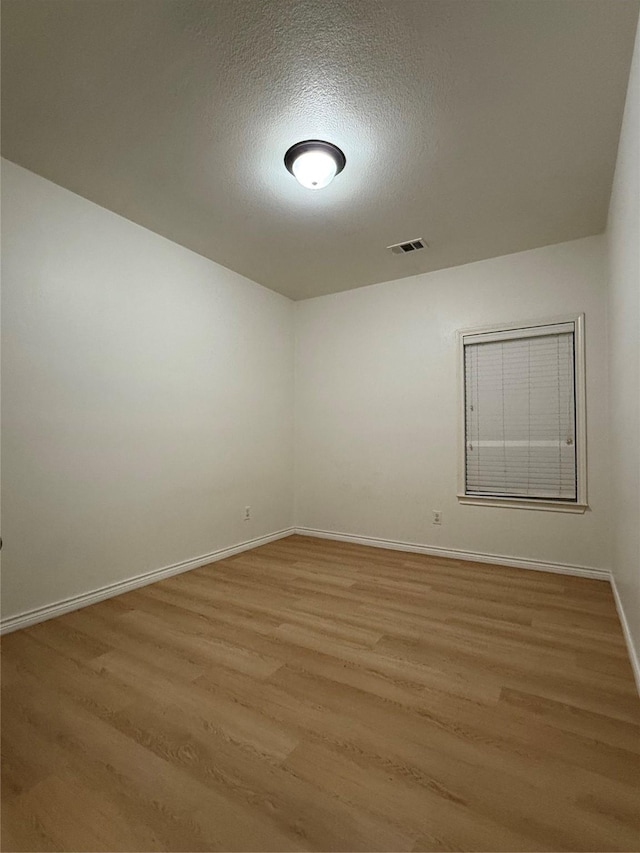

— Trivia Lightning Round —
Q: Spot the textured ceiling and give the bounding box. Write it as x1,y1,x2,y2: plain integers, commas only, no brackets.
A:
2,0,638,300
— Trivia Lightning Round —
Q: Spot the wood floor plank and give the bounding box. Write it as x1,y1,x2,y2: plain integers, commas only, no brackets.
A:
105,695,416,852
3,668,302,852
2,534,639,852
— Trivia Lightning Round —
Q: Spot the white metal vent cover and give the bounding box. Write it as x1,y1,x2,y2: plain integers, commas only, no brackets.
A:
387,238,428,255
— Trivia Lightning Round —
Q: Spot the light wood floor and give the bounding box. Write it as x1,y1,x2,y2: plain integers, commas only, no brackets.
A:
2,535,639,852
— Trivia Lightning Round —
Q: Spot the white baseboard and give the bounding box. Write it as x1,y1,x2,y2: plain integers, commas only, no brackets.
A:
0,528,295,635
294,526,611,580
610,575,640,696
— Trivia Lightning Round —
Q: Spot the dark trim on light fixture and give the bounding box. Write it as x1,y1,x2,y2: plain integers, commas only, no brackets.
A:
284,140,346,176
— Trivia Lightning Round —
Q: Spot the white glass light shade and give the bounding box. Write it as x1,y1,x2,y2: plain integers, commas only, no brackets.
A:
284,140,346,190
291,149,338,189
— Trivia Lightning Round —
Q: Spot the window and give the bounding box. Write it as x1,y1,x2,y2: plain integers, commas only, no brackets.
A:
458,315,587,512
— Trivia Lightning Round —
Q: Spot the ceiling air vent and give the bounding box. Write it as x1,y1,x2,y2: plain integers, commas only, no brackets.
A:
387,238,427,255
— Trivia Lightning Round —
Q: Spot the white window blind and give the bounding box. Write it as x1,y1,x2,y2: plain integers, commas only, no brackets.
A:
464,330,577,501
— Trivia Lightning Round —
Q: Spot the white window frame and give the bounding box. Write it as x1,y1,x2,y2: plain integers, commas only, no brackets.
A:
457,314,587,513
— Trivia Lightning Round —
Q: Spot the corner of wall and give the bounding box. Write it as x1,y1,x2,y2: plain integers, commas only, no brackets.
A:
604,12,640,691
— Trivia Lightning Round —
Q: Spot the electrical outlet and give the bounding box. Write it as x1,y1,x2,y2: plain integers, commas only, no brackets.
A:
244,506,251,521
432,510,442,525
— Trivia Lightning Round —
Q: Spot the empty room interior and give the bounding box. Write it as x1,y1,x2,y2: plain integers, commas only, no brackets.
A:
2,1,640,851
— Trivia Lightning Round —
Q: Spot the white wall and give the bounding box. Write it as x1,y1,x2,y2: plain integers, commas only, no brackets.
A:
295,236,611,571
1,159,294,621
607,19,640,666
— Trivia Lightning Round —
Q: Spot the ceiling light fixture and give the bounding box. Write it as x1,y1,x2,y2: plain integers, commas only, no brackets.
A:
284,140,346,190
